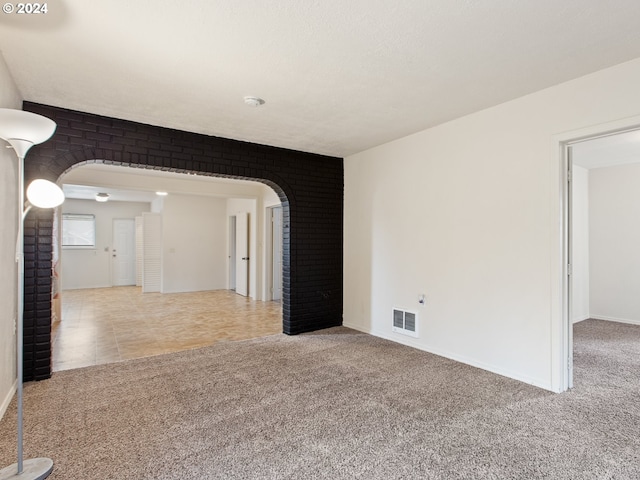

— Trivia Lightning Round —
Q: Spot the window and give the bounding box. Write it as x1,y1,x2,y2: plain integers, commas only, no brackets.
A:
62,214,96,247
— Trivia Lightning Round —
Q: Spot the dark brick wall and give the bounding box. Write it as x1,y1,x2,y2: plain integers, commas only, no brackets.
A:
22,102,343,381
23,208,55,380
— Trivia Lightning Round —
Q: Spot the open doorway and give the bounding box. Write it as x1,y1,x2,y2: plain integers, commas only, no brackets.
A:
562,126,640,389
52,164,284,371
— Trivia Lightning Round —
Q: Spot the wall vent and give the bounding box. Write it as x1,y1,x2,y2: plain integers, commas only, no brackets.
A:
392,308,418,338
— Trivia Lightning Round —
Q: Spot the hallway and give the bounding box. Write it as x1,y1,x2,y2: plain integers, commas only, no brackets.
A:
52,287,282,371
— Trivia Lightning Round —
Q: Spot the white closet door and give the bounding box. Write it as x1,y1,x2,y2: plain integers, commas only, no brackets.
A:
142,212,162,293
135,216,143,286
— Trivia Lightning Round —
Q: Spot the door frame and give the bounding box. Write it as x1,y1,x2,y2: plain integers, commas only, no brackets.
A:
554,114,640,392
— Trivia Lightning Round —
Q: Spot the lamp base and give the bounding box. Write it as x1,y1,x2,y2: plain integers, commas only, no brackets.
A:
0,458,53,480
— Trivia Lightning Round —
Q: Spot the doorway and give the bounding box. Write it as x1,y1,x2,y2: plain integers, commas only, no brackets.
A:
561,124,640,390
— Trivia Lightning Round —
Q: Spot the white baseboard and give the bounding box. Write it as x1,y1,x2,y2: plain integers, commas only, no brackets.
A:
590,315,640,326
0,379,17,420
343,320,553,392
572,316,590,324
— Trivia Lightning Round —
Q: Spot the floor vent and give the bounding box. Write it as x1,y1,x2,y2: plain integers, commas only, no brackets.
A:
392,308,418,338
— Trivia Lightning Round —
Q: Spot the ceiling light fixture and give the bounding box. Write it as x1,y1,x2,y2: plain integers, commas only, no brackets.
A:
155,191,168,196
243,96,265,107
95,192,110,202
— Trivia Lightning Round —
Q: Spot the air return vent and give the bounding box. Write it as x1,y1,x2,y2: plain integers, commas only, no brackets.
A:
392,308,418,338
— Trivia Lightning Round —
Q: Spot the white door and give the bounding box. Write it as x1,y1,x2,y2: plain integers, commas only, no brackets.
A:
235,212,249,297
112,218,136,286
271,206,283,301
229,216,236,291
135,216,143,286
142,213,162,293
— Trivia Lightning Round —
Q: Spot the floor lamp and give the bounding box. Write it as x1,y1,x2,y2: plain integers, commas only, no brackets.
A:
0,108,63,480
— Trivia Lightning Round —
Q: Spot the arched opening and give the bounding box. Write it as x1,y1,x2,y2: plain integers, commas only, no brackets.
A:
21,102,344,381
51,162,286,370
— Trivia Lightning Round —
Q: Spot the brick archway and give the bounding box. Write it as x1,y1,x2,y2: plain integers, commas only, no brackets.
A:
22,102,343,381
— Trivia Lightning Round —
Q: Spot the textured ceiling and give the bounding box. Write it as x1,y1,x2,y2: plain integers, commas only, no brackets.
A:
2,0,640,157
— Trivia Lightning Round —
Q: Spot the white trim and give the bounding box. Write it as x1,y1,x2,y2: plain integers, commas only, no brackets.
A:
343,321,554,392
549,137,568,393
572,316,590,324
591,315,640,326
0,378,17,420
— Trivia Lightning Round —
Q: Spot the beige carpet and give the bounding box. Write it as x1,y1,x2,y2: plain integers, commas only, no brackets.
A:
1,320,639,479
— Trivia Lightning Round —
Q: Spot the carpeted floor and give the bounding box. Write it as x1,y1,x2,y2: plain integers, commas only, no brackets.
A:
0,319,638,479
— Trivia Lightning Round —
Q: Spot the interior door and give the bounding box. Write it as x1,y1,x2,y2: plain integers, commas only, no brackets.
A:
229,215,236,291
235,212,249,296
135,216,143,286
142,212,162,293
112,218,136,286
271,206,283,301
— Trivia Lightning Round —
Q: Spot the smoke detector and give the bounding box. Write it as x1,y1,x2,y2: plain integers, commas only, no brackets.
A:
244,96,265,107
95,192,110,202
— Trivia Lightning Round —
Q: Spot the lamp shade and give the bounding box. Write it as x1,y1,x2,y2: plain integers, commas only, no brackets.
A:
26,179,65,208
0,108,56,158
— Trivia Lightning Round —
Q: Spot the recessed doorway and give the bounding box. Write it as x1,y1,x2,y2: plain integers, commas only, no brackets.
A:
561,124,640,390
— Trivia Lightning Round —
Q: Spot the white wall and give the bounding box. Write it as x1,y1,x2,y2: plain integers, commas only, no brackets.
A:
161,194,228,293
571,165,590,323
61,199,150,289
344,57,640,392
589,163,640,325
0,53,22,419
60,165,282,299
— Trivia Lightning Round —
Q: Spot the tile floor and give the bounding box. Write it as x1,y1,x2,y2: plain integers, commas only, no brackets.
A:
52,287,283,372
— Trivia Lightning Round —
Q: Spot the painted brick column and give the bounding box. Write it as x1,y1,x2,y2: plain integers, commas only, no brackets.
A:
22,210,55,380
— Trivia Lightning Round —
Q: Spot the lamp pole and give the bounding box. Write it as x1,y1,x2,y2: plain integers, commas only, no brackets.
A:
0,109,61,480
0,151,54,480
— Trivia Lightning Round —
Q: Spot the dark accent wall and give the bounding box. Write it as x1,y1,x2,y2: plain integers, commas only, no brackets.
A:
22,102,343,381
